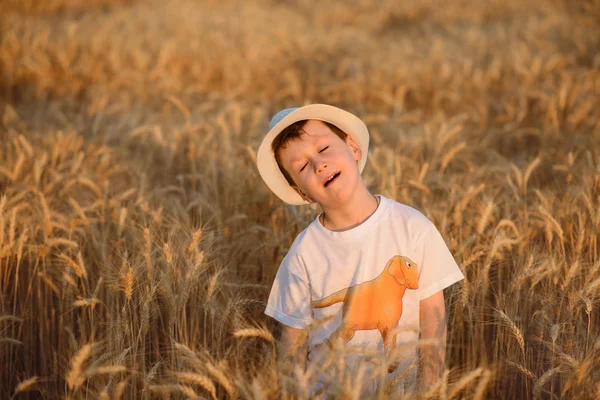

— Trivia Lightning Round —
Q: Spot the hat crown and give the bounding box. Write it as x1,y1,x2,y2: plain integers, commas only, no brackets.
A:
269,107,298,130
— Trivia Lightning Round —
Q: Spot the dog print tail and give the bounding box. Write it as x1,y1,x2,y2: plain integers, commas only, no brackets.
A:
312,288,348,308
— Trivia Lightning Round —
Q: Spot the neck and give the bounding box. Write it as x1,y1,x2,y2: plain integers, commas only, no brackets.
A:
320,186,379,231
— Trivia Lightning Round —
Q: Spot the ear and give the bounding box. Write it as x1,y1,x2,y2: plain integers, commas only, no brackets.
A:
293,186,314,203
346,135,362,162
387,257,406,285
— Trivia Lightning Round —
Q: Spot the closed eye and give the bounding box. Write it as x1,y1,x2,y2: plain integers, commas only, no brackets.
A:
319,146,329,153
299,162,308,172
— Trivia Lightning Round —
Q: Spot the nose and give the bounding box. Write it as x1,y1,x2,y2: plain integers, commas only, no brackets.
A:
314,157,328,174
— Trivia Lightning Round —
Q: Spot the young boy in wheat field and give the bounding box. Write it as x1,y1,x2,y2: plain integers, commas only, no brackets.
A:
257,104,464,397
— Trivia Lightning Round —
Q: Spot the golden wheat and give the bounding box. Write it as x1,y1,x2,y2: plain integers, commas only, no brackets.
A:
66,344,93,389
0,338,23,346
447,367,484,399
232,327,275,343
149,384,199,399
12,376,39,397
174,372,218,400
496,310,526,356
1,0,599,398
121,262,134,302
84,365,127,377
205,362,237,399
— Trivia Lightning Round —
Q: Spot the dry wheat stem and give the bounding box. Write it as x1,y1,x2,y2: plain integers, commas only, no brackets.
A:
174,372,218,400
206,362,237,398
472,370,492,400
506,361,536,380
534,366,561,397
0,315,23,323
233,327,275,343
12,376,39,397
149,384,199,400
448,367,484,399
0,338,23,346
84,365,128,377
113,378,130,400
496,310,525,355
66,344,93,389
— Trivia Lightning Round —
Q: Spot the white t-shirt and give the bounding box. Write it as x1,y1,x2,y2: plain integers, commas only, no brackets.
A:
265,195,464,395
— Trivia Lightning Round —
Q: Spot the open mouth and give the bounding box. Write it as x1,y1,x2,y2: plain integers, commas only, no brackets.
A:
324,172,341,187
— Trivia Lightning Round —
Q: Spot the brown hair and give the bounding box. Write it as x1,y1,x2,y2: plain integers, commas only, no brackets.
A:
272,120,348,187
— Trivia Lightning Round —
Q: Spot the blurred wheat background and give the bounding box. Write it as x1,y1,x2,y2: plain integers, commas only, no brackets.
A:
1,0,599,398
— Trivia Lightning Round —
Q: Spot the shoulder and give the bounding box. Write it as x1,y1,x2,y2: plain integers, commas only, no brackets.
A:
280,220,322,268
382,197,435,244
286,220,319,254
383,196,434,233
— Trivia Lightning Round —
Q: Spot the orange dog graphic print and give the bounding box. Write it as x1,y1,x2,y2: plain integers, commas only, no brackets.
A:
312,255,418,351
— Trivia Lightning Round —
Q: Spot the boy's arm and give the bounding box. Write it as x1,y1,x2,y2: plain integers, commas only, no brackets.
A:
419,290,447,390
279,325,308,371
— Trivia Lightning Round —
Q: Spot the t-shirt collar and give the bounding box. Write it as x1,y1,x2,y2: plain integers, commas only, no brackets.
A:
314,194,388,241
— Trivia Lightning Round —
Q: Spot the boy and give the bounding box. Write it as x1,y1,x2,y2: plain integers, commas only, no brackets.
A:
257,104,464,396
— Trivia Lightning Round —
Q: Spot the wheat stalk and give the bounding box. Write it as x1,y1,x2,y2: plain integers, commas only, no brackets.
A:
144,227,153,280
477,200,495,234
496,310,525,356
121,262,134,302
0,315,23,323
448,367,483,399
206,362,237,398
180,251,206,309
117,207,127,237
584,276,600,295
16,227,27,264
113,378,129,400
173,342,204,370
66,343,93,389
68,197,87,222
522,156,541,195
163,242,173,265
77,177,103,198
174,372,217,400
187,228,202,255
8,208,16,249
205,271,221,303
0,196,5,247
550,324,560,345
58,253,87,279
17,135,33,157
533,366,561,398
233,327,275,343
47,238,79,248
36,190,53,237
99,386,109,400
84,365,128,377
149,384,198,400
143,360,162,392
0,338,23,346
537,205,564,245
472,369,492,400
12,376,39,397
440,142,466,174
506,361,535,380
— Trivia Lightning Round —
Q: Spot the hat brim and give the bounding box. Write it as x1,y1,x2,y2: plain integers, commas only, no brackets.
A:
257,104,369,205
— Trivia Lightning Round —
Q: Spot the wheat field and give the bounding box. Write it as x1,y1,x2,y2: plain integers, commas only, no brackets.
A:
1,0,599,398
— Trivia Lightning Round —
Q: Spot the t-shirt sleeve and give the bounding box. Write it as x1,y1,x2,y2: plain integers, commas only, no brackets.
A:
415,220,464,301
265,253,313,329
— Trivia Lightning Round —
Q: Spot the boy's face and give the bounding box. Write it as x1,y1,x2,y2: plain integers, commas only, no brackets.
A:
279,120,362,207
